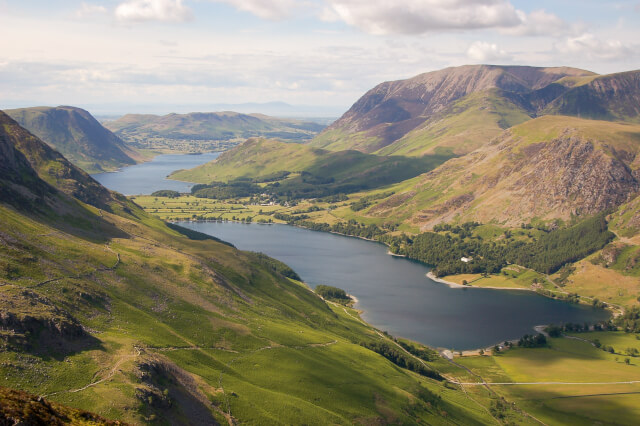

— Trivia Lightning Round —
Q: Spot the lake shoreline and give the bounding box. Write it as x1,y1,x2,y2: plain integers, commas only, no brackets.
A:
426,272,535,291
173,220,612,351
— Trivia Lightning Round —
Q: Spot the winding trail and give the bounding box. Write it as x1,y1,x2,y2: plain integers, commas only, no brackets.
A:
43,346,141,398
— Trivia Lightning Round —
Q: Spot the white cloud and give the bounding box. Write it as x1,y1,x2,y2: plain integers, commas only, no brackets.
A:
321,0,523,35
74,2,108,19
466,41,510,62
556,33,633,61
213,0,300,20
115,0,192,23
505,9,568,36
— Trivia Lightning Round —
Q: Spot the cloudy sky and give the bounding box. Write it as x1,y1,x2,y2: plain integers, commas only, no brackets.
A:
1,0,639,115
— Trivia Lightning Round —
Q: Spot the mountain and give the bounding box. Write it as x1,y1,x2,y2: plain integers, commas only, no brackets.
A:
103,111,326,152
5,106,140,174
312,65,595,155
313,66,640,158
0,112,494,424
361,116,640,229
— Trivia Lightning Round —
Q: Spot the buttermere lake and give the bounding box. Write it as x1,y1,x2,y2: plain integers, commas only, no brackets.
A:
178,221,610,350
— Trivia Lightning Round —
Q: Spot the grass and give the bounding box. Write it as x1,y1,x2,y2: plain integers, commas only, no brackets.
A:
454,335,640,425
554,256,640,308
1,197,494,424
443,267,552,291
376,89,532,157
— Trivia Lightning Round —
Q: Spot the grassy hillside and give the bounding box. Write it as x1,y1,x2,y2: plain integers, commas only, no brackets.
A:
351,116,640,229
0,112,504,424
375,89,532,157
5,106,140,173
104,112,325,153
171,138,454,199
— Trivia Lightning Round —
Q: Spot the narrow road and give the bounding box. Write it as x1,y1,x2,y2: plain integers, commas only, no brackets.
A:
457,380,640,386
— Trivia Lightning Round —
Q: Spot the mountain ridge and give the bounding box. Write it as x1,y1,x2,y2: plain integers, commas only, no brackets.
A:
312,65,640,159
5,106,140,174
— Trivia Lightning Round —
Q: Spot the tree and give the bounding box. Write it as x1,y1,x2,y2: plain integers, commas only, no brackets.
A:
625,358,631,365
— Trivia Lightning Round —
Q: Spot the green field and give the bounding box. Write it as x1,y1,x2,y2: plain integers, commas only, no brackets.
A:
456,334,640,425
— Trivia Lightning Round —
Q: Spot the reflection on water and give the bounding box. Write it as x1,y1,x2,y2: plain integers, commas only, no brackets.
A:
180,221,610,350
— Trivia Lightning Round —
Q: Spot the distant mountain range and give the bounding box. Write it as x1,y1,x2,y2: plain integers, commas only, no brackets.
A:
5,106,141,174
103,111,327,152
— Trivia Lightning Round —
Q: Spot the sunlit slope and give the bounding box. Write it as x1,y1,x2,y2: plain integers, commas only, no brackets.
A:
357,116,640,229
171,137,453,193
375,89,532,157
0,112,495,424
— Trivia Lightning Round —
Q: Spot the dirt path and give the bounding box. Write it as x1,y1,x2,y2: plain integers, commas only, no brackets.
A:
44,346,141,398
457,380,640,386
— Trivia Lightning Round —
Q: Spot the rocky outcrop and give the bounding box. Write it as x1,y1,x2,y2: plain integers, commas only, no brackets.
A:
0,287,86,342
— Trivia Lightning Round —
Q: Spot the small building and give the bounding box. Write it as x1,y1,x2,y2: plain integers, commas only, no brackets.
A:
460,257,472,263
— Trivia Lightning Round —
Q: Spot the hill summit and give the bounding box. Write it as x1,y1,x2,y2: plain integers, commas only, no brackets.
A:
5,106,140,173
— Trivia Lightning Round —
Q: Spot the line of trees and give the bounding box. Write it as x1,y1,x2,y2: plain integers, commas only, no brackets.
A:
360,341,443,380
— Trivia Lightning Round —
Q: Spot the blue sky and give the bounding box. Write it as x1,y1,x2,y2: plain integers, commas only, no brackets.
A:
1,0,639,116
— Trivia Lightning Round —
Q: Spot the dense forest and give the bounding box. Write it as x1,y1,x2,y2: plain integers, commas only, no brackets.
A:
393,213,614,276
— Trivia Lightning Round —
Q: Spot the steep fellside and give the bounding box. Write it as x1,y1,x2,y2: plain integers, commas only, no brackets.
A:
5,106,140,173
312,65,594,154
362,116,640,229
543,70,640,122
0,111,121,211
1,114,495,424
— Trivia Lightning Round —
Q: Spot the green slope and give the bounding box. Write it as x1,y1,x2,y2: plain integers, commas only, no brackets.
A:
0,112,499,424
543,70,640,122
5,106,140,173
170,138,454,199
375,89,532,157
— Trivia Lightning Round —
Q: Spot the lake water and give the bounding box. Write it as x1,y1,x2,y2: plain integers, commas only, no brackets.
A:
92,152,220,195
179,221,610,350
